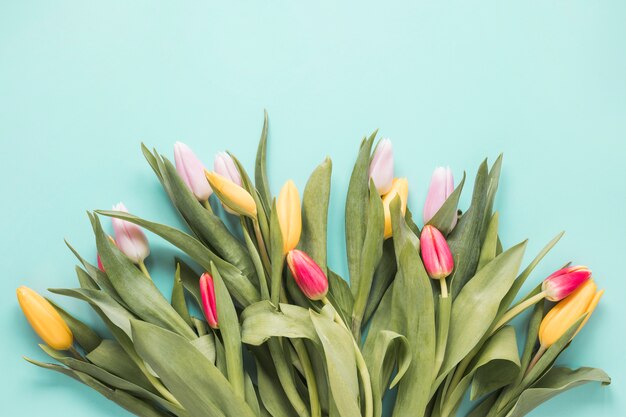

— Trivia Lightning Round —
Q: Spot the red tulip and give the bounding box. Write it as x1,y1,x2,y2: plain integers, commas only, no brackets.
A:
286,250,328,301
420,225,454,279
199,273,218,329
542,265,592,302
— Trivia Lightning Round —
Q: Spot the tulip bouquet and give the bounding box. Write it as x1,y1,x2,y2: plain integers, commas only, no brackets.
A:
17,114,609,417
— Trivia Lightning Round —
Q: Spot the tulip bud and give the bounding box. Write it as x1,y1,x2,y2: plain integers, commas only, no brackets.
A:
199,273,218,329
539,279,604,348
174,142,213,202
420,225,454,280
277,180,302,253
369,138,394,195
382,178,409,239
423,167,455,228
205,171,257,218
214,152,242,186
111,203,150,264
17,286,73,350
286,249,328,300
542,266,592,302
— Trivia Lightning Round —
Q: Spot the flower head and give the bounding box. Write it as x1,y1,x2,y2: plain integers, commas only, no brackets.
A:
423,167,455,228
205,171,257,218
539,279,604,347
214,152,242,186
277,180,302,253
369,138,394,195
382,178,409,239
17,286,73,350
174,142,213,202
286,250,328,300
542,265,592,302
111,203,150,264
420,225,454,279
199,273,218,329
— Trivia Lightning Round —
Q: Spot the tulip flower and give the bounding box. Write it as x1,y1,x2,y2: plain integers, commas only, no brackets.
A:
539,279,603,348
369,138,394,195
420,225,454,280
214,152,242,186
423,167,456,228
111,203,150,265
382,178,409,239
199,273,218,329
174,142,213,202
286,249,328,301
205,171,257,218
277,180,302,253
542,266,592,302
17,286,73,350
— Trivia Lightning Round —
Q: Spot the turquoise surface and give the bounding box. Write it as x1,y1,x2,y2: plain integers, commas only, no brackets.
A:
1,1,624,416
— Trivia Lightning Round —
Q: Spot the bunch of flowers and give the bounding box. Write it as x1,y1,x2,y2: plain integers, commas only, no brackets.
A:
17,114,609,417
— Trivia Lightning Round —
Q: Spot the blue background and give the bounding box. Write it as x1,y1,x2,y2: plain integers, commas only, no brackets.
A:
1,1,624,416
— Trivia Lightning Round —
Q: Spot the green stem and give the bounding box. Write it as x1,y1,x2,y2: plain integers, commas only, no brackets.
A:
202,199,213,213
524,345,547,378
433,294,451,378
322,297,373,417
292,339,321,417
439,278,448,298
252,218,271,272
67,345,83,360
492,291,546,333
138,260,152,280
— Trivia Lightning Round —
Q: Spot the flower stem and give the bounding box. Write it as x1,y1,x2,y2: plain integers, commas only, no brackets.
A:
252,218,271,272
322,297,373,417
292,339,321,417
439,278,448,299
525,345,547,377
138,260,152,280
67,345,82,360
202,199,213,212
492,291,546,333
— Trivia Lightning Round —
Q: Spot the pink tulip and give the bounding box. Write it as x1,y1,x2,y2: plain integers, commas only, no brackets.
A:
174,142,213,202
111,203,150,264
368,138,394,195
214,152,242,186
286,250,329,301
420,225,454,279
542,266,592,302
423,167,455,228
199,272,218,329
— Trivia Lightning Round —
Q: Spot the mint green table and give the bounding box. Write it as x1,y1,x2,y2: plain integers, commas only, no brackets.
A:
1,1,624,416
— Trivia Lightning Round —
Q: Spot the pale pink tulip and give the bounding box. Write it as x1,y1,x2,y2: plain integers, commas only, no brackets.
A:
214,152,242,186
174,142,213,202
111,203,150,264
368,139,394,195
423,167,455,228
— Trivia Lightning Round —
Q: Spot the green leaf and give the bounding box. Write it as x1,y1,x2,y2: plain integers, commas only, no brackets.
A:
326,270,354,327
427,172,466,235
363,240,396,325
86,339,154,392
505,367,610,417
47,299,102,352
172,264,194,328
241,301,318,346
269,200,285,306
176,257,202,307
90,213,196,340
300,157,332,273
255,110,272,212
309,308,361,417
254,352,299,417
97,210,260,307
345,133,376,291
190,334,217,363
352,180,384,336
132,320,257,417
75,265,99,291
477,212,499,271
440,240,527,379
389,199,436,417
212,262,246,399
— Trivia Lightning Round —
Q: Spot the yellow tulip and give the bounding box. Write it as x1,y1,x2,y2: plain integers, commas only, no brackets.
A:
277,180,302,253
382,178,409,239
17,286,73,350
205,171,257,218
539,279,604,348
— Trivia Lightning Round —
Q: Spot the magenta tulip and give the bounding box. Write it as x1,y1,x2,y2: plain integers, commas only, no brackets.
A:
542,266,592,302
199,273,219,329
174,142,213,202
111,203,150,264
286,250,329,301
368,138,394,195
423,167,455,228
420,225,454,280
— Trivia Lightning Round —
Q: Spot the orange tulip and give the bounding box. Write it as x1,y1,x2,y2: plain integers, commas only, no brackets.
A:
382,178,408,239
205,171,257,218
